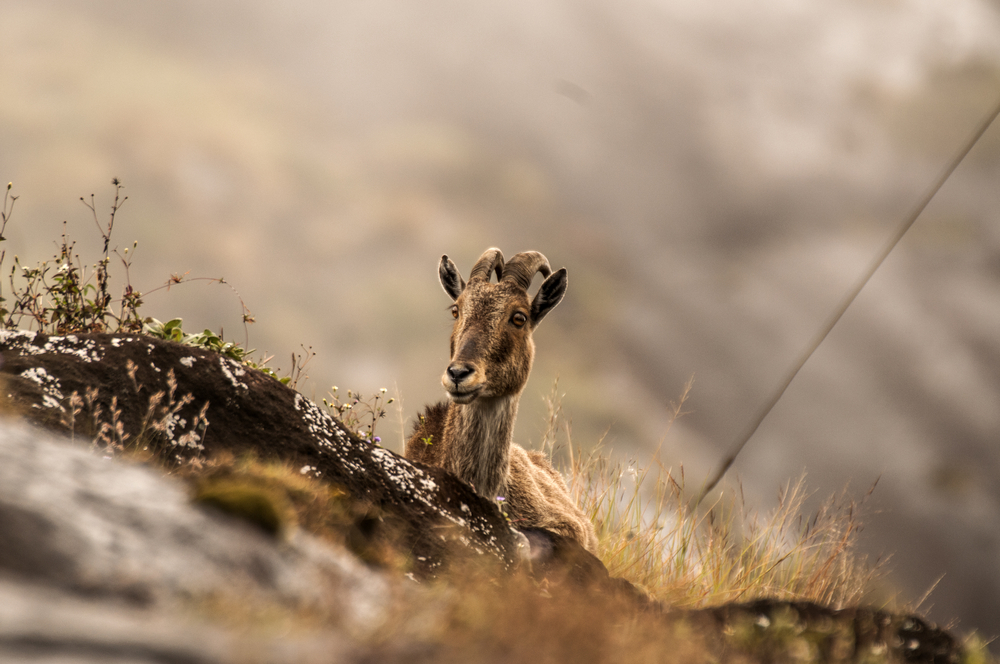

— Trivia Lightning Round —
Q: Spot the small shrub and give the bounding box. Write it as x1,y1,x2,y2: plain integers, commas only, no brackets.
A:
323,386,394,445
0,180,298,384
1,180,144,333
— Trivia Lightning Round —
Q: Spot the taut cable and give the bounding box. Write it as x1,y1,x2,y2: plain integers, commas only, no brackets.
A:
694,96,1000,509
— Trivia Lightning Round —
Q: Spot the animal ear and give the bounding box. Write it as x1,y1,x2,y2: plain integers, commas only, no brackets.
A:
530,268,567,325
439,255,466,301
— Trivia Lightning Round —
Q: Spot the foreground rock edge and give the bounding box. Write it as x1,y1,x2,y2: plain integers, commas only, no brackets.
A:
0,330,522,577
0,331,971,664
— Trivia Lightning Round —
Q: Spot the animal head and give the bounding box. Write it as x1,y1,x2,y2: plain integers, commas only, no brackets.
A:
438,248,567,405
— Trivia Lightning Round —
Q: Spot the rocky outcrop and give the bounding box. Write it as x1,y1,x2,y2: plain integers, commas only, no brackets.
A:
0,331,968,663
0,330,521,577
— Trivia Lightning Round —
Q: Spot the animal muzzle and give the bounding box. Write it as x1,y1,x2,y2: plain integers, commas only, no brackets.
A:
442,361,484,404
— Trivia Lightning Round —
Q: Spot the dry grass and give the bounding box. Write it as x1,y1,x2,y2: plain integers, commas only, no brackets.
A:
538,379,884,611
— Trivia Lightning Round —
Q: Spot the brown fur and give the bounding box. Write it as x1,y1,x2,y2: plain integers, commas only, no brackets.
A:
405,249,599,554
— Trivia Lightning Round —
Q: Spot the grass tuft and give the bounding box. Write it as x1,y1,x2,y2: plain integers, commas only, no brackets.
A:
538,380,883,610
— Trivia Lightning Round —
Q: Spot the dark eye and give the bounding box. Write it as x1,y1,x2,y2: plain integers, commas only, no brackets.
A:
511,312,527,328
451,305,459,319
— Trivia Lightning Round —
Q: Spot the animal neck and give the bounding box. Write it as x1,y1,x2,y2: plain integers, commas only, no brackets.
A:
444,394,519,500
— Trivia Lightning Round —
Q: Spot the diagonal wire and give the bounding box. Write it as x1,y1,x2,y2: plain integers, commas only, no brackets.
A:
694,95,1000,509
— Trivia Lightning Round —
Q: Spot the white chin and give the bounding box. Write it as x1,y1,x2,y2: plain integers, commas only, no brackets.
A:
448,391,479,405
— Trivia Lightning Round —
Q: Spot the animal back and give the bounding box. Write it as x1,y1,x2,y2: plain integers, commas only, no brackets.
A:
505,445,599,554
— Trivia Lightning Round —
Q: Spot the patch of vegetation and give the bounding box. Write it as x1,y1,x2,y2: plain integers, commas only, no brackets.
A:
63,361,211,461
2,179,144,333
183,452,408,570
538,378,881,610
323,386,394,445
194,477,292,536
0,180,300,384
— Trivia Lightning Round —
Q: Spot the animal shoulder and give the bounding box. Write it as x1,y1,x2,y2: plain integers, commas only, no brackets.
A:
405,401,449,465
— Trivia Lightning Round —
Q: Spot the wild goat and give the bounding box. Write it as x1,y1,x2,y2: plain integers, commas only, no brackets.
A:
406,248,599,554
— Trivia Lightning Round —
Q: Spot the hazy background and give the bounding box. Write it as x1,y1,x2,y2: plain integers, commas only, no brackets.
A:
3,0,1000,641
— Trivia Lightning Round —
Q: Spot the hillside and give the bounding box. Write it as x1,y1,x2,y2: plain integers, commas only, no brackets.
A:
0,330,981,663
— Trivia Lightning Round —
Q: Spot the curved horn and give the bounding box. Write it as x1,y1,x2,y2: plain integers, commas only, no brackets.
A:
468,247,505,283
501,251,552,289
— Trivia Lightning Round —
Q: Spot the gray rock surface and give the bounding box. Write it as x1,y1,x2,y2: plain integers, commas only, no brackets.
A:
0,420,393,614
0,420,392,662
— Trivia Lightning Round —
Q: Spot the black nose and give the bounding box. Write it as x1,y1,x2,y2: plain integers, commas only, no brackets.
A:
447,363,474,385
